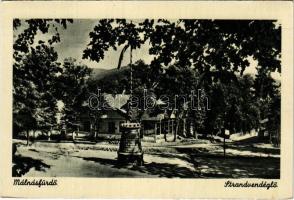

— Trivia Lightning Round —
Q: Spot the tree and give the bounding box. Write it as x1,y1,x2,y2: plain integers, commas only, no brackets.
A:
203,74,261,136
55,58,92,135
83,20,281,135
84,20,280,77
254,74,281,144
13,19,73,144
88,59,159,113
94,60,209,141
81,19,282,146
268,88,281,146
13,43,61,144
155,63,206,140
13,19,73,54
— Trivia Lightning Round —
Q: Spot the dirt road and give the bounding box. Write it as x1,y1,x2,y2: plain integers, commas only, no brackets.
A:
12,140,280,178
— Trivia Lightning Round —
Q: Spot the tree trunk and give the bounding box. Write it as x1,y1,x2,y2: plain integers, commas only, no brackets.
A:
223,132,226,157
159,120,162,135
174,120,180,142
140,123,144,139
64,127,67,141
48,127,52,141
94,126,98,143
182,118,187,137
32,130,35,143
193,127,198,139
26,130,29,146
193,121,198,139
154,123,157,143
164,121,167,142
171,120,174,140
94,120,99,143
94,119,98,142
72,131,75,141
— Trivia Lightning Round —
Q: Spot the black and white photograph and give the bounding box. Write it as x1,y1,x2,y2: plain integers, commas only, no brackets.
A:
12,19,281,179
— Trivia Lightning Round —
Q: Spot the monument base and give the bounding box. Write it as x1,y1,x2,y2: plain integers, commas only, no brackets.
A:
117,152,144,166
117,122,143,166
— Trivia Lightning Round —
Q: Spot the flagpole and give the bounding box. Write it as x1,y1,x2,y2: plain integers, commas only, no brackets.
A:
130,45,133,97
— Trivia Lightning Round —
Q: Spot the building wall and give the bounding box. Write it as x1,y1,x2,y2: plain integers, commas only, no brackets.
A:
98,119,126,134
78,110,127,134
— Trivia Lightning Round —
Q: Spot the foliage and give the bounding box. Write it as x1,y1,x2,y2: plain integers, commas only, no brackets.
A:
83,19,281,138
13,19,73,140
84,20,280,76
13,43,61,134
13,19,281,143
56,58,92,128
13,19,73,54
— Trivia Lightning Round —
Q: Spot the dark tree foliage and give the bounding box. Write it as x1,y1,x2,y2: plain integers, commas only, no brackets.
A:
84,19,281,140
13,43,61,143
13,19,73,54
84,20,280,76
13,19,73,143
83,19,144,62
55,58,92,129
204,74,260,134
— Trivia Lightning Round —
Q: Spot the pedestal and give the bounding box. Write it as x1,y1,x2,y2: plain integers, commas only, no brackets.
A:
117,122,143,166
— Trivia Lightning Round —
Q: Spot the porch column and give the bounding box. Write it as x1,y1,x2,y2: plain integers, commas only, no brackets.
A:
95,119,99,142
164,120,167,142
48,126,52,141
90,121,93,138
141,123,144,138
171,120,174,135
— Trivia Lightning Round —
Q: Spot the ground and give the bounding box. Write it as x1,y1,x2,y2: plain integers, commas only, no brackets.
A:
12,136,280,178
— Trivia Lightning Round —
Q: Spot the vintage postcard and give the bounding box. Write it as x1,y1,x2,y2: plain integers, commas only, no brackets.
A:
0,1,293,199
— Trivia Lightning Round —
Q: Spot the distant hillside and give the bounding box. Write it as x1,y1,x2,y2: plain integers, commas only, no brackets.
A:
89,68,108,79
89,66,129,80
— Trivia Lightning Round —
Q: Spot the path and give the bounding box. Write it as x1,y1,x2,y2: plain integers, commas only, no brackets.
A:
12,139,280,178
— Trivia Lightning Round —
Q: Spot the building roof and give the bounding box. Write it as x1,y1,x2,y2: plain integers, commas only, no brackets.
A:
141,112,165,121
103,94,130,110
83,93,169,120
81,93,130,111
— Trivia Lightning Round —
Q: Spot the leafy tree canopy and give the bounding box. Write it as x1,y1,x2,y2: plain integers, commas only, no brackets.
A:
83,19,281,79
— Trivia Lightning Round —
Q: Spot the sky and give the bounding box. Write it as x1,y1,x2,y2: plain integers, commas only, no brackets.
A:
36,19,153,69
15,19,280,79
